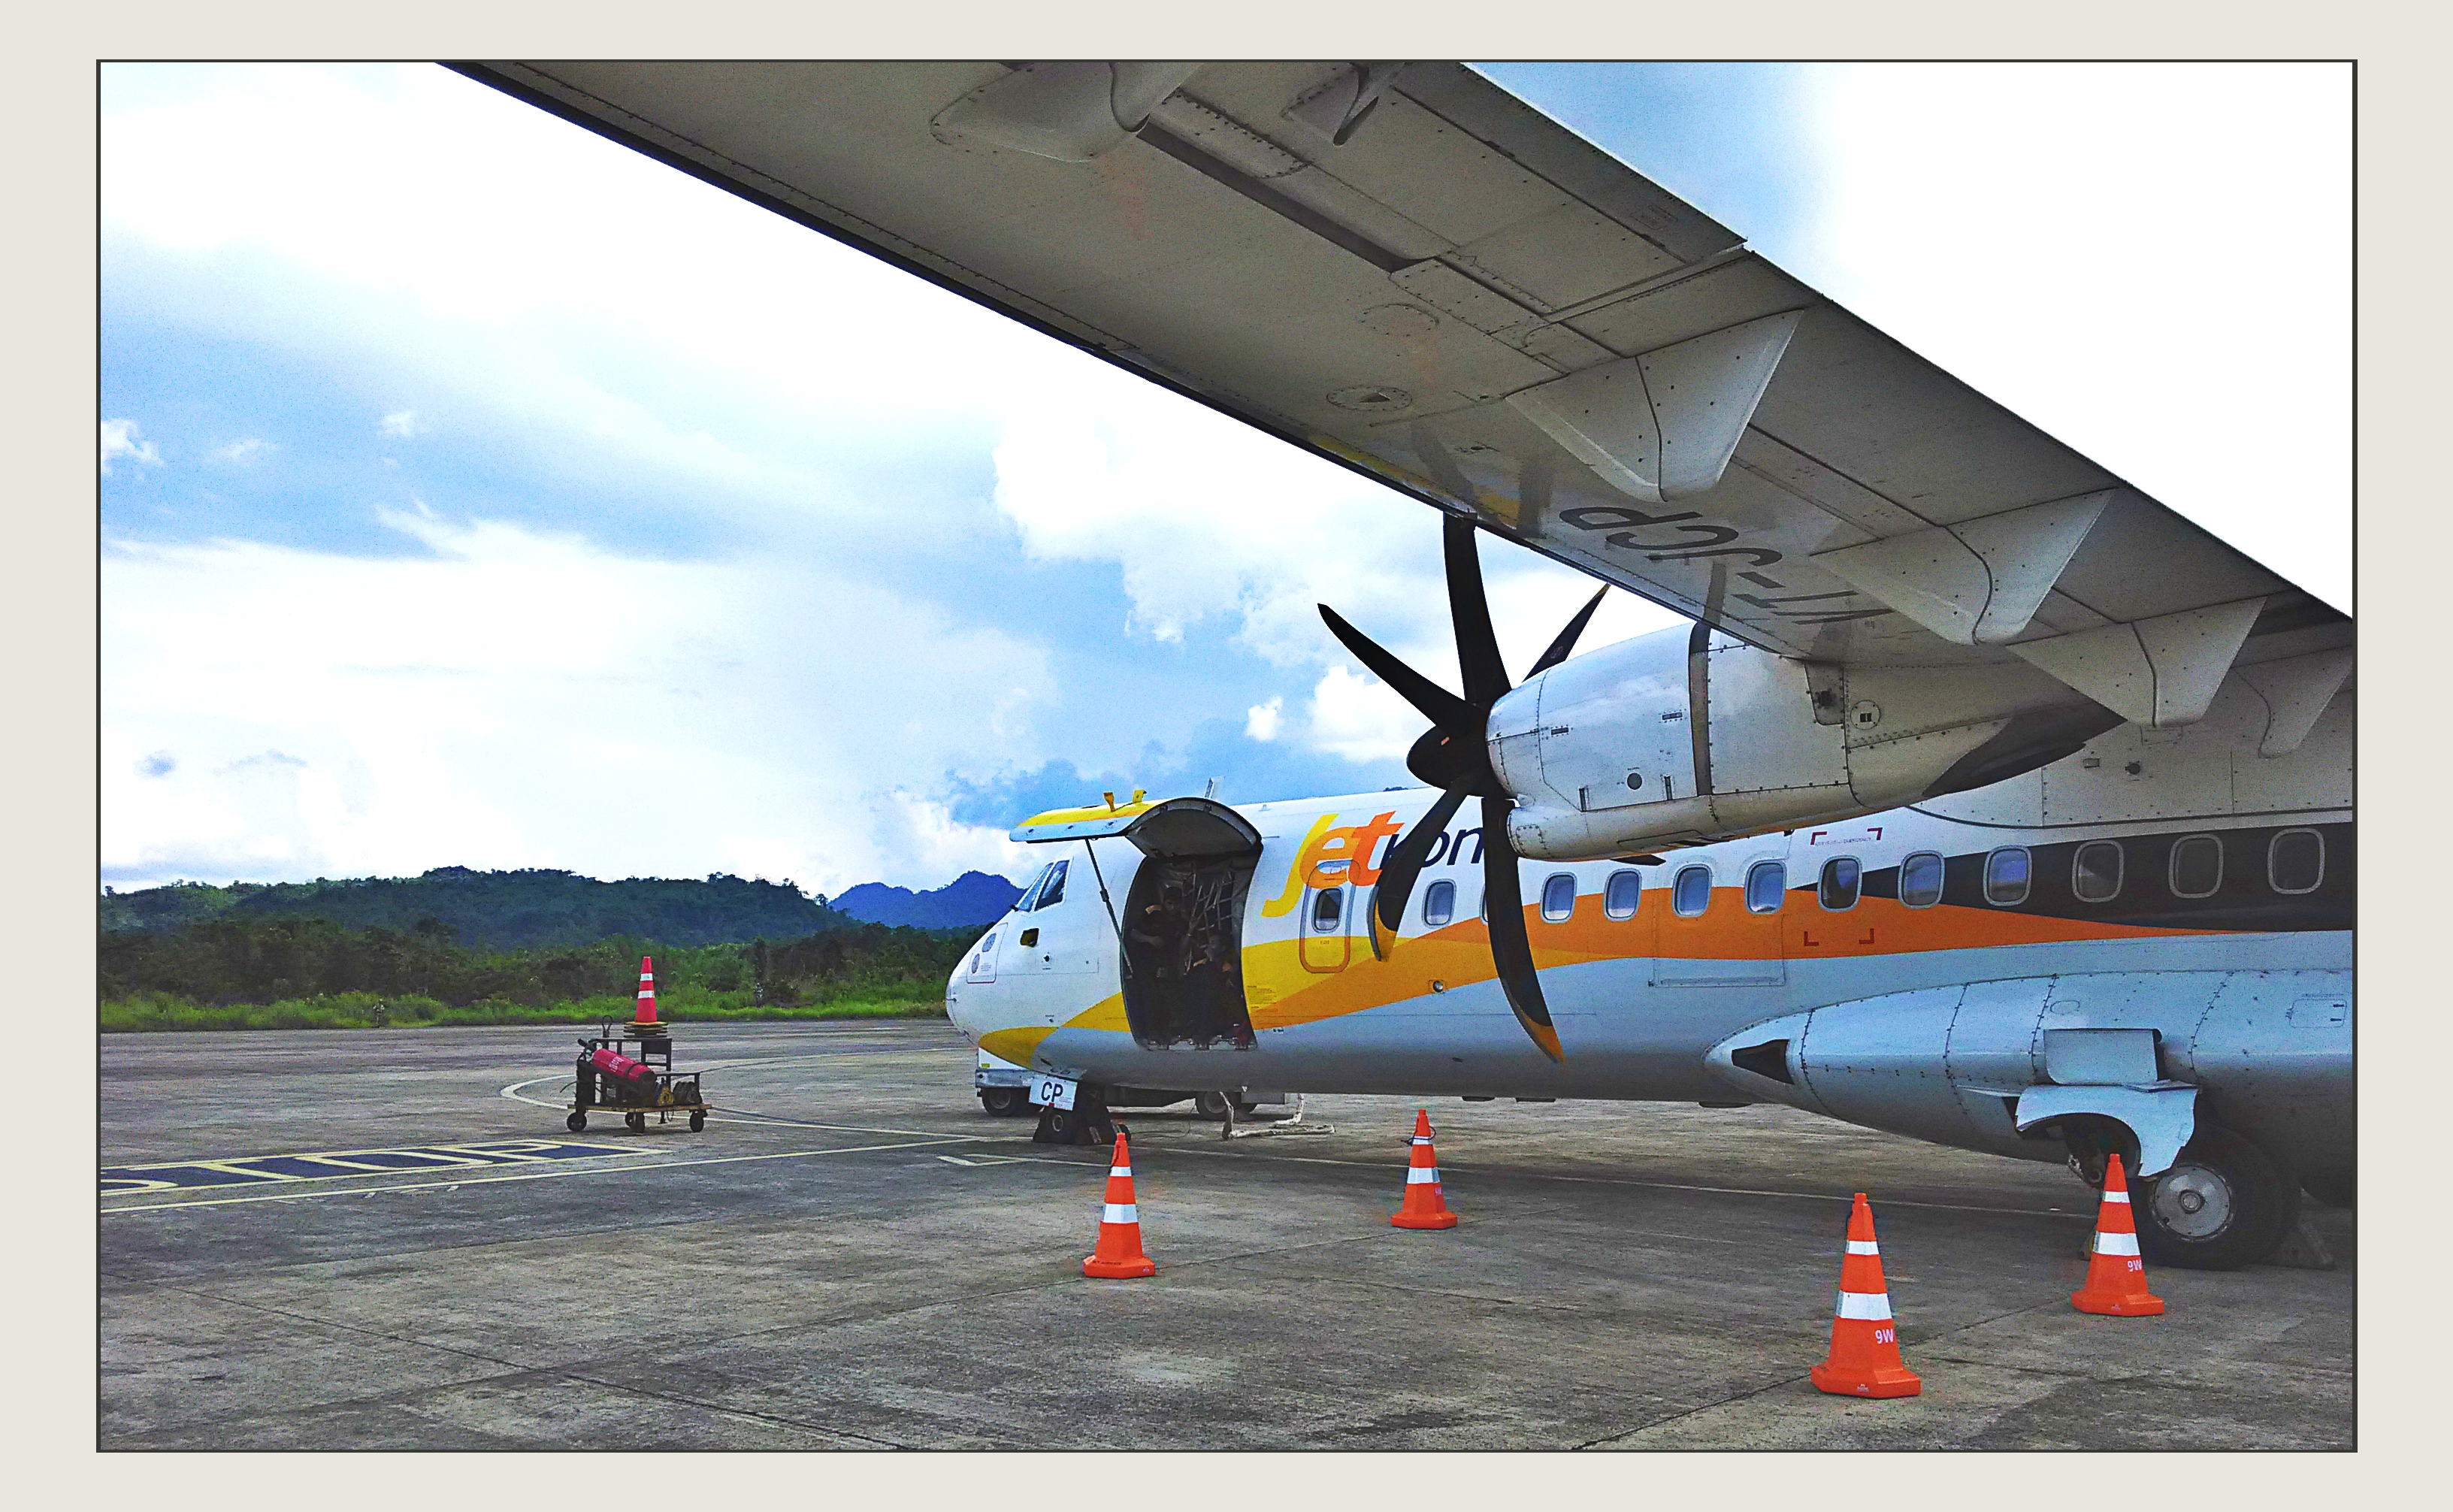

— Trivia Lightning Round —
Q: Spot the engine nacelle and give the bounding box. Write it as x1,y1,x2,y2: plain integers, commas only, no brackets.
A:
1490,625,2114,861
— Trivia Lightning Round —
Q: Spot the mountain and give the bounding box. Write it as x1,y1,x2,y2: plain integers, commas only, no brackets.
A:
831,870,1021,930
100,868,839,951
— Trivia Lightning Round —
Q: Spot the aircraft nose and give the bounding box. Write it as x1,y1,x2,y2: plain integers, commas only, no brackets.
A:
945,965,982,1042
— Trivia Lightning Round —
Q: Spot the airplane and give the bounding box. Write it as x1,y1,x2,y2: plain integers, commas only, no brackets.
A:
455,62,2352,1271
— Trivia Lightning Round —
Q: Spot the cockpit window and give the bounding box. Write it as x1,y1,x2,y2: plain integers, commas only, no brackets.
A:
1015,863,1052,912
1034,859,1068,910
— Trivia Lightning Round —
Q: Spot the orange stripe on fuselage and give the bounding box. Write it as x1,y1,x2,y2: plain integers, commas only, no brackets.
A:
1045,885,2228,1041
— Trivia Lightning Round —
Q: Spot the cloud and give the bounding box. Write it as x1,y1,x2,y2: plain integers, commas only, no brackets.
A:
101,419,162,475
210,437,274,465
988,362,1680,688
1795,63,2349,609
101,510,1054,893
378,409,422,439
1245,697,1283,742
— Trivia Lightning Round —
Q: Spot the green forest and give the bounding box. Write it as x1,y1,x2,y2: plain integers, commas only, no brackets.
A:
101,866,835,950
100,869,978,1032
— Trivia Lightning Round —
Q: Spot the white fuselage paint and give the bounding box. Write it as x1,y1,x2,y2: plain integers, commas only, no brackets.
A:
948,686,2351,1176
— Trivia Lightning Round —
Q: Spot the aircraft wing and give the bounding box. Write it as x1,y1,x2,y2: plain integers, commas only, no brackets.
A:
456,61,2347,708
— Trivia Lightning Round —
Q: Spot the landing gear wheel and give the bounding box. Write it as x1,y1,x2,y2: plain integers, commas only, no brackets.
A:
2133,1125,2298,1271
980,1087,1027,1117
625,1111,647,1133
688,1109,707,1132
1193,1090,1233,1119
2302,1168,2355,1208
566,1111,587,1133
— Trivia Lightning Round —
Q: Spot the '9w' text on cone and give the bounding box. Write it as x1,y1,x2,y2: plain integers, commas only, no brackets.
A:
1808,1193,1922,1398
2072,1153,2166,1316
1083,1130,1157,1278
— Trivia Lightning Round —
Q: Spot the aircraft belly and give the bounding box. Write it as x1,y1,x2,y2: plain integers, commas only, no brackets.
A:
1030,934,2352,1123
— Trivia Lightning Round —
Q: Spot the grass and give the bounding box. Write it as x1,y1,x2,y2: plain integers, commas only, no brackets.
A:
99,987,949,1033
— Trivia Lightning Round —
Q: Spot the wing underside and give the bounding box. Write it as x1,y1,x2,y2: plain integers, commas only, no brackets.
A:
455,61,2347,696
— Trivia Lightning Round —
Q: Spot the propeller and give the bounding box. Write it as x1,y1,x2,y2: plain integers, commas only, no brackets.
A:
1317,513,1606,1063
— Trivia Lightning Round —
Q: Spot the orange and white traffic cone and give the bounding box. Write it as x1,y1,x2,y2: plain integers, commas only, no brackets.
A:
633,956,660,1029
1082,1130,1157,1278
1808,1193,1922,1398
1390,1108,1459,1229
2072,1153,2166,1316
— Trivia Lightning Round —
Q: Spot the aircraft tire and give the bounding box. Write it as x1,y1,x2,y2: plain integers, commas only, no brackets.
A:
2133,1126,2298,1271
1193,1090,1233,1119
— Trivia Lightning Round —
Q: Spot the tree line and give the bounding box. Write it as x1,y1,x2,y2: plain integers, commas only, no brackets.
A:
101,914,972,1012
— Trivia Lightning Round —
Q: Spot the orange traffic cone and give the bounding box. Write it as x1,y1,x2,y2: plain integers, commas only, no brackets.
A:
2073,1153,2166,1316
1390,1109,1459,1229
633,956,660,1029
1808,1193,1922,1398
1082,1130,1158,1278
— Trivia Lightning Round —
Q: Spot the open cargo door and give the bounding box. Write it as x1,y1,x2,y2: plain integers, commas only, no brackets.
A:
1012,796,1263,1048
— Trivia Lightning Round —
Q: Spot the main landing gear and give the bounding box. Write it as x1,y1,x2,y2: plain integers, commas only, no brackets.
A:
2129,1125,2300,1272
2066,1119,2302,1271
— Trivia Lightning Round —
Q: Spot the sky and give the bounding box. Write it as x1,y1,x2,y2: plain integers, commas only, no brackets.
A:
99,62,2351,899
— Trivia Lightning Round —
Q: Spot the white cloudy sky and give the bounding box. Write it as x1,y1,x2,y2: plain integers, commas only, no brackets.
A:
99,62,2350,898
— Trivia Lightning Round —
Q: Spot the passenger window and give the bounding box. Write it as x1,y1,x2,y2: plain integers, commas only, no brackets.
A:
1745,860,1786,914
2170,835,2223,899
1818,856,1861,912
2269,829,2324,894
1899,851,1944,909
1422,879,1456,928
1309,887,1344,933
1672,865,1712,918
1983,847,2031,906
1541,873,1576,924
1604,869,1641,921
2072,841,2123,903
1034,859,1067,910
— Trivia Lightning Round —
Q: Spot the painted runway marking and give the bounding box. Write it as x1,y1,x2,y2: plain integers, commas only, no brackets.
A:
101,1134,985,1214
99,1139,645,1195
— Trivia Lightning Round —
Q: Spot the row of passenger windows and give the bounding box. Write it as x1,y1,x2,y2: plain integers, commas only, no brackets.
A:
1336,827,2328,930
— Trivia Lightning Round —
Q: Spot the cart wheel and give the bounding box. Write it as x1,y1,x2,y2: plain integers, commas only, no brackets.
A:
625,1111,646,1132
689,1109,707,1132
566,1111,587,1133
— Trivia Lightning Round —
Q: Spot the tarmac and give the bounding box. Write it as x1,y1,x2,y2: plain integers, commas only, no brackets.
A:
99,1020,2354,1450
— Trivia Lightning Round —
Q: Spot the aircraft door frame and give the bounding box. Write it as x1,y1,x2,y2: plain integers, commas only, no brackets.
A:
1298,883,1353,972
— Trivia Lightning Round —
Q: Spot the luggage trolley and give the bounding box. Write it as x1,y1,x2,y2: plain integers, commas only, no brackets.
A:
568,1024,709,1133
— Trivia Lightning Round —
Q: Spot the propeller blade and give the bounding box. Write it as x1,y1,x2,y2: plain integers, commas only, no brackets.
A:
1526,585,1608,679
1317,604,1477,733
1443,513,1512,708
1367,785,1469,959
1479,794,1563,1063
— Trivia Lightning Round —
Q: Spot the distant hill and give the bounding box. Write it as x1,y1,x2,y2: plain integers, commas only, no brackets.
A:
100,867,840,951
832,870,1021,930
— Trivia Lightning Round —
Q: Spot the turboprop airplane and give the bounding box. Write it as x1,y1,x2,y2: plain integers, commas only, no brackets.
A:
455,62,2352,1271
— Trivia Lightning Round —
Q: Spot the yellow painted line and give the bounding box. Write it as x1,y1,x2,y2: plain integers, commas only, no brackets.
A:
101,1134,988,1215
